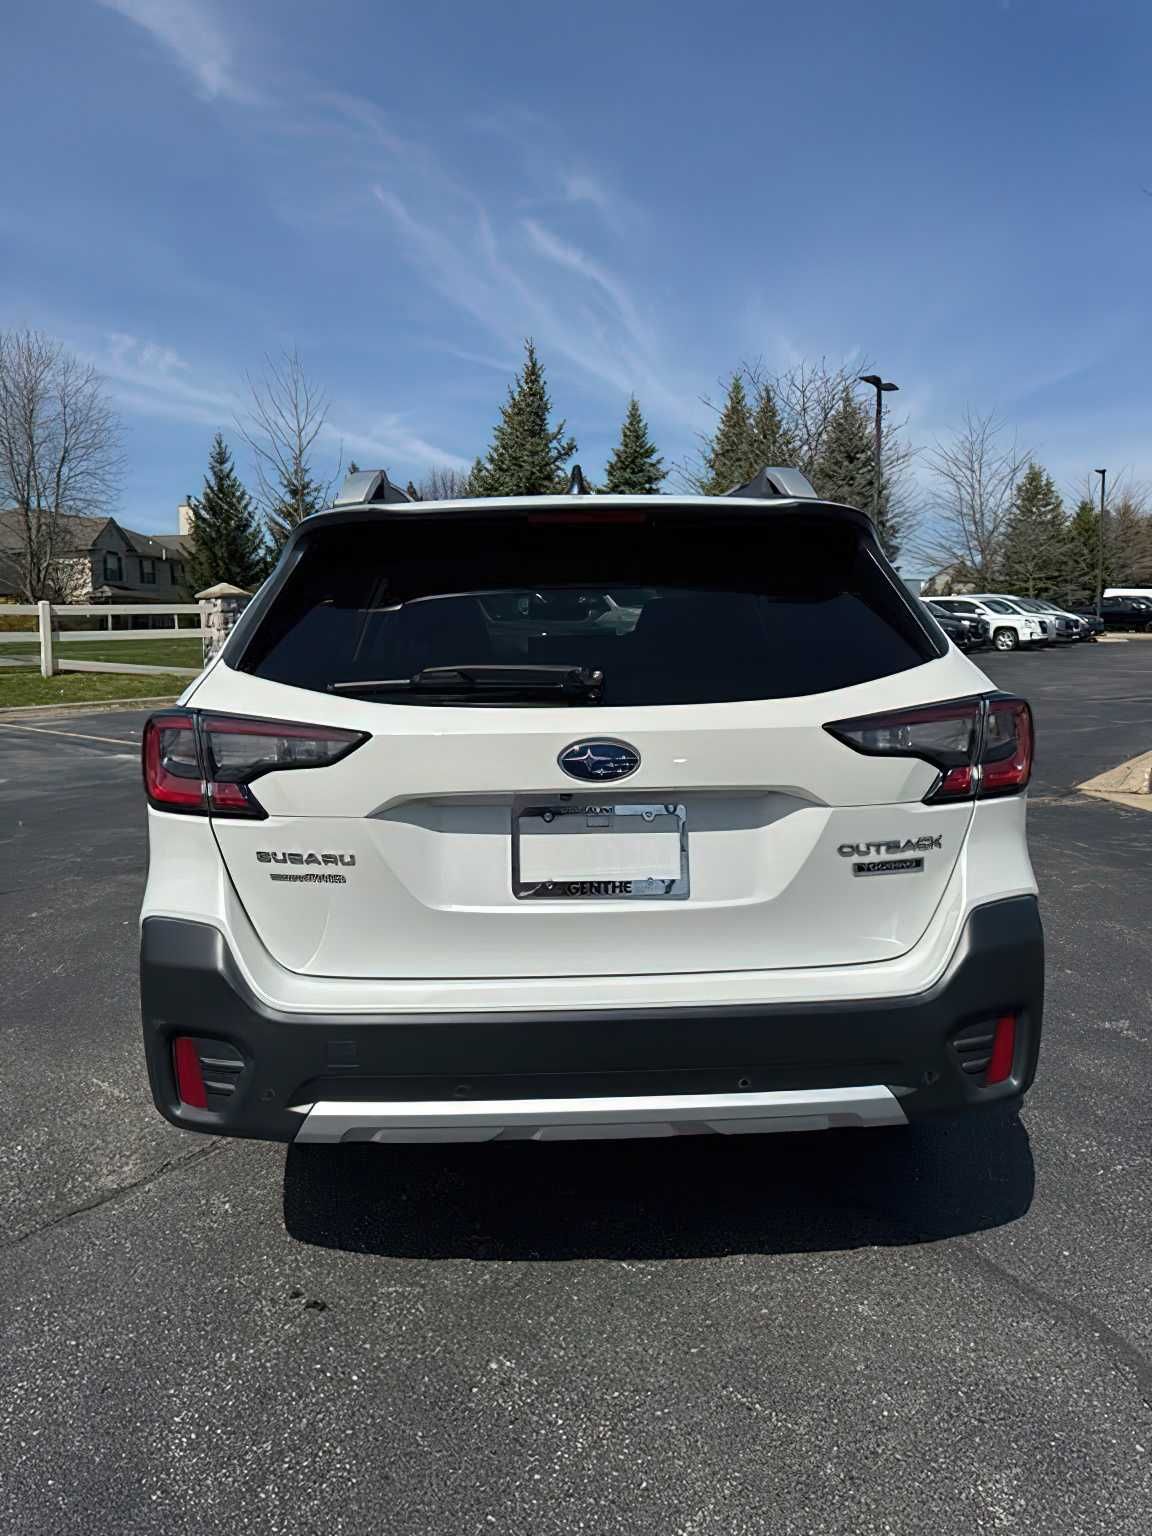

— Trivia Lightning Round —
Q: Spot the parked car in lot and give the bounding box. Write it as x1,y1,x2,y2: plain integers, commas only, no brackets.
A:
922,600,989,650
996,596,1085,643
965,594,1064,645
139,467,1042,1149
1071,610,1105,639
930,596,1047,651
1076,595,1152,632
1015,598,1097,641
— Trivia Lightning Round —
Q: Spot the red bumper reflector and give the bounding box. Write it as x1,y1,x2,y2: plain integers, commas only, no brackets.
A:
986,1014,1017,1085
173,1036,208,1109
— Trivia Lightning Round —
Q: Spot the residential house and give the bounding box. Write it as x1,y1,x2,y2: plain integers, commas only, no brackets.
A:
920,564,978,597
0,507,193,605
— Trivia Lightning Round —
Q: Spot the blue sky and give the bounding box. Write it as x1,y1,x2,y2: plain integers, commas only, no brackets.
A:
2,0,1151,535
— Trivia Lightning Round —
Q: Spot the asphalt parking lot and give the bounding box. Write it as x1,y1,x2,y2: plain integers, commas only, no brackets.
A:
1,643,1151,1536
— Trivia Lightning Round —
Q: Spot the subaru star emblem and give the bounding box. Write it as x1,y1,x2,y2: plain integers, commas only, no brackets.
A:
558,740,641,782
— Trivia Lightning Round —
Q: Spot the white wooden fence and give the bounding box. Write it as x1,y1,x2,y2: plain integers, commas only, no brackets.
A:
0,602,206,678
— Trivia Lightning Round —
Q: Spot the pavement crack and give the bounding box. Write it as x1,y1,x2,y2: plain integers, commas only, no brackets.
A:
957,1239,1152,1410
1,1138,227,1251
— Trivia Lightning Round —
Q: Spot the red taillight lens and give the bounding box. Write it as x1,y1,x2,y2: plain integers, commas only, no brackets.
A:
825,695,1032,803
143,711,368,818
173,1036,208,1109
985,1014,1018,1085
142,712,205,811
979,698,1034,795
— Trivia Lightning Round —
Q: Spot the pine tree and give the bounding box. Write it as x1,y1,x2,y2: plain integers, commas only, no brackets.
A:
1065,499,1101,606
997,462,1068,597
464,456,489,496
477,340,576,495
700,375,753,494
603,397,666,494
813,390,875,508
266,462,325,551
747,382,796,472
813,389,904,560
185,434,266,594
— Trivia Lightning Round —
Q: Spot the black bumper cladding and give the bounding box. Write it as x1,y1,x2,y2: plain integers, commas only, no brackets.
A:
140,898,1043,1143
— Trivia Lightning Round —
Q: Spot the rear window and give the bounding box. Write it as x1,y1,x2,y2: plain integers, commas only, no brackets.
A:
236,513,939,706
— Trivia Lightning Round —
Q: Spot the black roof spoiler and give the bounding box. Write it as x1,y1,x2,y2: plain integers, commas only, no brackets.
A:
725,466,818,499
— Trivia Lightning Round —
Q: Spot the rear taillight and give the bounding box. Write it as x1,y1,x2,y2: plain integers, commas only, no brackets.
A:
142,710,367,818
979,697,1033,796
825,694,1033,803
142,712,204,811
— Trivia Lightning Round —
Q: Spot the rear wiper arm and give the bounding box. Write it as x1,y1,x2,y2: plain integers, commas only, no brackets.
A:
329,664,605,698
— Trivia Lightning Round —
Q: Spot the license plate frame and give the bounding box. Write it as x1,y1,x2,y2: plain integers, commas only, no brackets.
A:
512,800,689,901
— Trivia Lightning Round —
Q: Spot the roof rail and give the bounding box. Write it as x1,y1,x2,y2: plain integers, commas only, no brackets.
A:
331,469,412,507
725,466,818,500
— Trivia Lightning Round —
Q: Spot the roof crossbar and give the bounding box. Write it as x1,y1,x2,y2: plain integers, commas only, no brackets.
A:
725,466,818,500
332,469,412,507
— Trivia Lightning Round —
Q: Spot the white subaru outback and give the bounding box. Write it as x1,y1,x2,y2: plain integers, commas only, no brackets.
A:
140,469,1043,1145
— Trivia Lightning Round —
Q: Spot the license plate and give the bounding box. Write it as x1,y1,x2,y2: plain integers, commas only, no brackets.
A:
513,801,689,900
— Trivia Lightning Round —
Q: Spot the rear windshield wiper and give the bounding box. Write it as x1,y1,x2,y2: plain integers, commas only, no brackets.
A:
328,664,605,700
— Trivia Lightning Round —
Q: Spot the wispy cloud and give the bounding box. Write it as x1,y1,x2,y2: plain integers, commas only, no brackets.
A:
556,171,638,238
94,333,467,470
97,332,241,425
321,420,469,474
373,186,705,431
432,345,522,374
94,0,257,104
563,173,613,212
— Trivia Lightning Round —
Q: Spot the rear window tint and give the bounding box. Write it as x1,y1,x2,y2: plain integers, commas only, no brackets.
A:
236,513,939,706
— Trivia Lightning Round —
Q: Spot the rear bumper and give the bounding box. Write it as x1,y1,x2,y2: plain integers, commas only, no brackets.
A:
140,896,1043,1143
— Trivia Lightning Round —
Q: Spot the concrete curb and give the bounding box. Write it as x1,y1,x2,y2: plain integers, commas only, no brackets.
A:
0,695,178,722
1078,750,1152,812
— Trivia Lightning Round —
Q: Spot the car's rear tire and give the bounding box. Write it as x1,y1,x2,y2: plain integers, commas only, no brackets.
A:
993,627,1019,651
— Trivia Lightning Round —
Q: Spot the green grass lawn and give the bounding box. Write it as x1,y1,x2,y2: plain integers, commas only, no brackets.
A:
0,671,189,709
0,638,204,668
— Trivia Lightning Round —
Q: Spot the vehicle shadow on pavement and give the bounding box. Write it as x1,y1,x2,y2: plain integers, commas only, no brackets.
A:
282,1106,1034,1259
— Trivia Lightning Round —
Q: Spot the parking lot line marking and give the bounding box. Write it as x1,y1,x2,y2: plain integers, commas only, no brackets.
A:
0,722,136,746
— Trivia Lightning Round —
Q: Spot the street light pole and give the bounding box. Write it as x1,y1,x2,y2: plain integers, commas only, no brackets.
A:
858,374,899,527
1095,467,1107,617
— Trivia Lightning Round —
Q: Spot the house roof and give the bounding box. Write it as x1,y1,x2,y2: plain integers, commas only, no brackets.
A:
0,510,190,560
0,509,111,551
123,529,191,559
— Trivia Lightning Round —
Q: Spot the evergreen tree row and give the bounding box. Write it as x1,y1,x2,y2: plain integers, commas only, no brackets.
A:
190,337,1152,602
933,460,1152,605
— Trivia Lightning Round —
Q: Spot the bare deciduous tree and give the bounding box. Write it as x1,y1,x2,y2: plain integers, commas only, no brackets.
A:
1067,472,1152,591
917,411,1028,587
0,330,122,601
239,350,336,548
417,465,472,501
678,355,918,556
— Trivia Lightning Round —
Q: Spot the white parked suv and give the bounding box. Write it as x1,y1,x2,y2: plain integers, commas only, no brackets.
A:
930,597,1047,651
140,469,1043,1145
